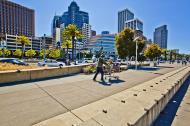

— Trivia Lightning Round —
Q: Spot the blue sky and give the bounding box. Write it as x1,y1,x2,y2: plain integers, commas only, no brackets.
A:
11,0,190,54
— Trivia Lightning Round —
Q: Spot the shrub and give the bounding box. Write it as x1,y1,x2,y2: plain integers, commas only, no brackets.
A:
83,64,96,74
0,63,37,71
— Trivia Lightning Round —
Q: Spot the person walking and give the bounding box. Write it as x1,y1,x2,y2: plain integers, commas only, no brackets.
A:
93,54,107,81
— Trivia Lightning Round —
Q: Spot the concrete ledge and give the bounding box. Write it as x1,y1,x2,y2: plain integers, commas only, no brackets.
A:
0,64,89,84
32,66,190,126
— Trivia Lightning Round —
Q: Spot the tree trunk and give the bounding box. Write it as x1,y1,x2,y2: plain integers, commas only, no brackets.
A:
72,36,75,62
22,44,24,59
66,47,69,60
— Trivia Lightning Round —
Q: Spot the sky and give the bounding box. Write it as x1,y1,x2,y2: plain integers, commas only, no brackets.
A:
11,0,190,54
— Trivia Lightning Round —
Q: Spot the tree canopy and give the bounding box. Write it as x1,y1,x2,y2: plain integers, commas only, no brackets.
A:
16,35,30,58
25,49,36,58
48,49,61,59
144,43,162,60
13,49,22,58
115,28,145,59
62,24,83,61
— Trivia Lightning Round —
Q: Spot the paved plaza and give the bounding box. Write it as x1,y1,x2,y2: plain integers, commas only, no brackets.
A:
0,63,185,126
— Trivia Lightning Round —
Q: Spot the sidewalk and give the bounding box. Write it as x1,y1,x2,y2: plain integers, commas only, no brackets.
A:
0,63,184,126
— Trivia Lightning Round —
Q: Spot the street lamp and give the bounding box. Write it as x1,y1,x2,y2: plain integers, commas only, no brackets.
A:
74,37,77,65
43,34,46,62
134,37,140,70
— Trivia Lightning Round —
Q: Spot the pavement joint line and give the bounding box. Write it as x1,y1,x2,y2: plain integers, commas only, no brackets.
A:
92,118,104,126
34,83,86,123
35,83,71,111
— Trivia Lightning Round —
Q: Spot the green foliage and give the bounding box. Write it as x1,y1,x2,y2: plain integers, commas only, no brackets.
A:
13,49,22,58
115,28,145,59
25,49,36,58
62,24,83,61
115,28,134,58
16,35,30,58
16,36,30,45
82,64,96,74
138,54,146,63
62,40,72,49
48,49,61,59
39,49,50,58
137,40,145,54
144,44,162,60
0,49,3,56
0,48,11,57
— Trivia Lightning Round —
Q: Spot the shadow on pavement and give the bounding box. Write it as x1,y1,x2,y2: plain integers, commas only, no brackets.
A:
153,76,190,126
0,73,80,87
97,79,125,86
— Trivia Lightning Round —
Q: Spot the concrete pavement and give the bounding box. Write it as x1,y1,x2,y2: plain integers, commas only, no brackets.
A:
0,63,184,126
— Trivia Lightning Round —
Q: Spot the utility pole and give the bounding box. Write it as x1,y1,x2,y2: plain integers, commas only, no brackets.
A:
43,34,46,62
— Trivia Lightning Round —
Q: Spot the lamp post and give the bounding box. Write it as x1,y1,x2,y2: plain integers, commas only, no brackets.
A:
134,37,140,70
43,34,46,62
74,37,77,65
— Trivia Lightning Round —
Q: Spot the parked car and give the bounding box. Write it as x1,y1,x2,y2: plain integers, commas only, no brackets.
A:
0,58,28,66
56,58,66,63
38,60,65,67
82,58,93,63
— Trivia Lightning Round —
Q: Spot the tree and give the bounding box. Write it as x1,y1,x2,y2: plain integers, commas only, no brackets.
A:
115,28,134,59
161,49,168,61
115,28,146,59
39,49,50,59
13,49,22,58
0,48,11,57
144,43,162,61
62,24,83,61
16,36,30,58
62,40,72,60
0,49,3,57
25,49,36,58
48,49,61,59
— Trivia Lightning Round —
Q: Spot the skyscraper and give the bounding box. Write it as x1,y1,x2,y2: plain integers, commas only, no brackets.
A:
118,9,134,32
0,0,35,37
154,25,168,49
52,1,90,46
125,18,143,32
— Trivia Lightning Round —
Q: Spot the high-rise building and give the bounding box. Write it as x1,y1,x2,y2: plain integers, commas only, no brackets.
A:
0,0,35,37
52,1,90,47
125,18,143,32
82,23,91,45
154,25,168,49
101,31,110,35
118,9,134,32
86,33,117,57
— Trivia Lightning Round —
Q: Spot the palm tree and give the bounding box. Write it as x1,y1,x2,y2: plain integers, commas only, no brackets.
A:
62,24,82,61
62,40,72,60
16,35,30,58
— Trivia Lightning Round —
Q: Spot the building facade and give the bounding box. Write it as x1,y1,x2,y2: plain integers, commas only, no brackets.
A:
125,18,143,32
0,0,35,37
0,34,42,51
86,32,117,58
82,23,91,45
118,9,134,32
154,25,168,49
41,36,53,50
52,1,90,47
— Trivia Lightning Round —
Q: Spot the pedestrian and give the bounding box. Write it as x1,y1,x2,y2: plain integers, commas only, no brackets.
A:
93,54,107,81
